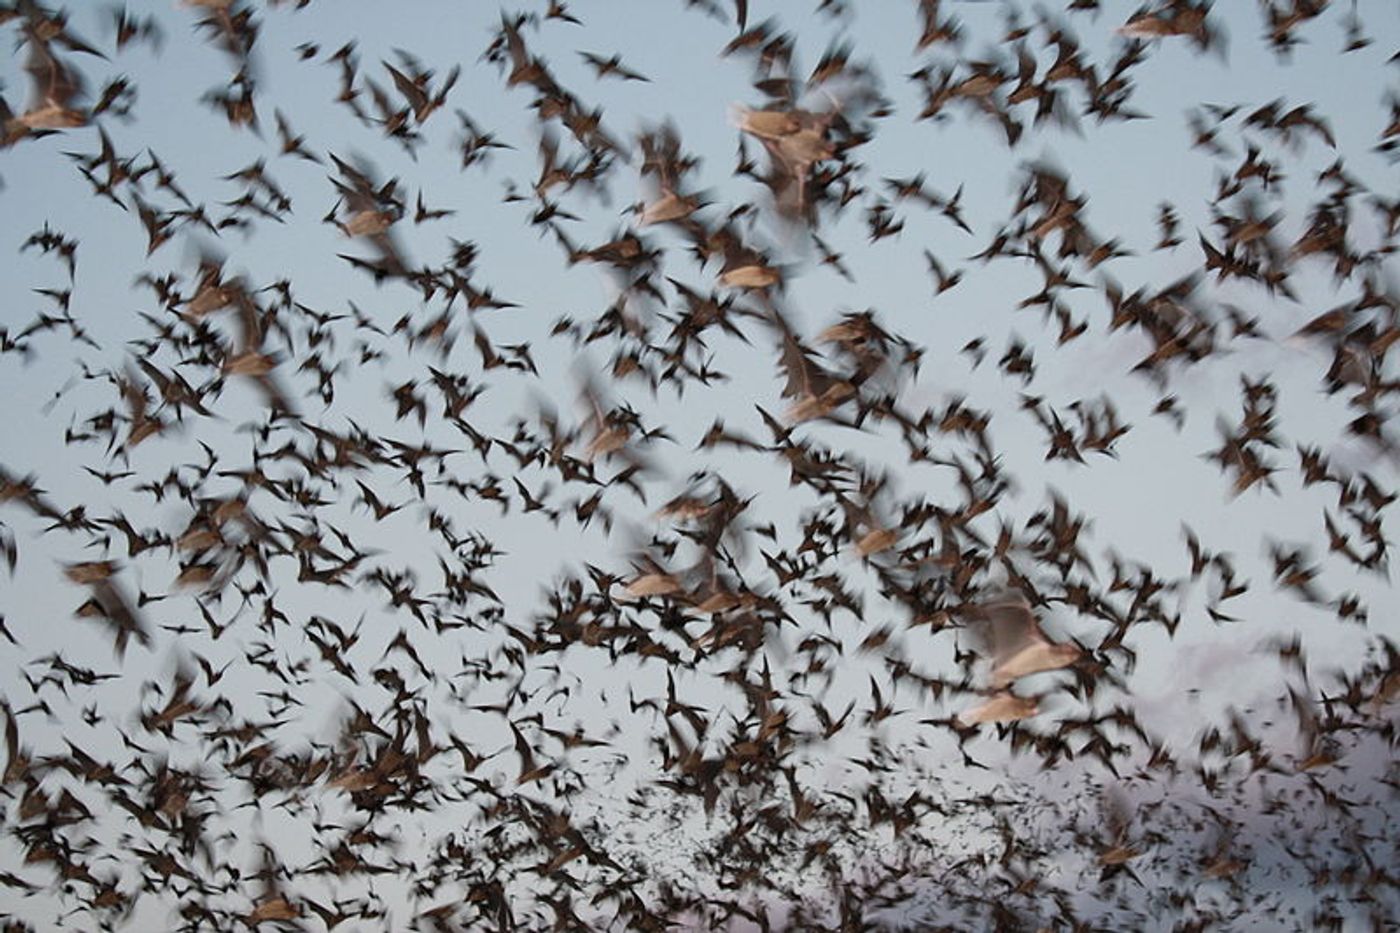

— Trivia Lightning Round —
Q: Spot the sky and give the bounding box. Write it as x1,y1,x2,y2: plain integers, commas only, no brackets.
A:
0,0,1398,930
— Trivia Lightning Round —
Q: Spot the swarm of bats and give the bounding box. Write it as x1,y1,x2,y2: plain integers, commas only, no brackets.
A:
0,0,1398,930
